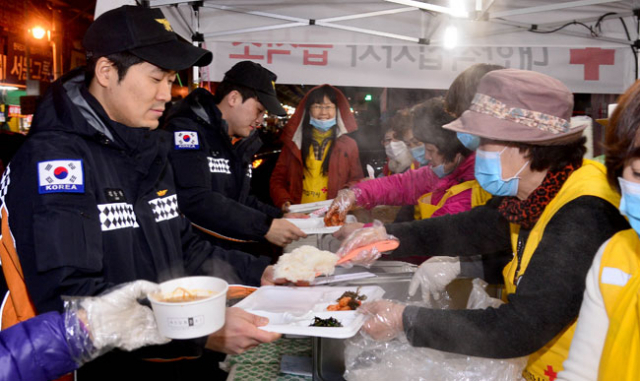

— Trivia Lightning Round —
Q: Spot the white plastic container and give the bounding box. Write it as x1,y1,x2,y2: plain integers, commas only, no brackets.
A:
148,276,228,339
285,215,357,234
235,285,385,339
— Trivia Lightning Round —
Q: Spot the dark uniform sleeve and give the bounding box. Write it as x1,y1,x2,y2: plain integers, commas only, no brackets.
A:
167,128,275,241
244,194,283,218
5,141,113,313
401,196,629,358
179,218,270,287
386,197,513,258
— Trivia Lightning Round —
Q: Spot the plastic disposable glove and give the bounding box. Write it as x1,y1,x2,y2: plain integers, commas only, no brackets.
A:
360,300,406,341
64,280,170,365
408,256,461,302
325,189,357,225
335,220,397,267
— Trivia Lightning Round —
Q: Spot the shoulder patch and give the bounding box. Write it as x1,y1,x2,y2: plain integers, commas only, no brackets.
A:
38,160,84,194
174,131,200,150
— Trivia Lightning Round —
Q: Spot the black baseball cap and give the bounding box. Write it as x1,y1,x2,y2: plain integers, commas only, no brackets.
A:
83,5,212,71
223,61,286,116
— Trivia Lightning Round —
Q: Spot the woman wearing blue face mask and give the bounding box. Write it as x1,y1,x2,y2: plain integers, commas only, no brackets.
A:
327,64,505,228
271,85,363,210
559,81,640,381
326,97,487,229
334,69,629,381
379,109,426,177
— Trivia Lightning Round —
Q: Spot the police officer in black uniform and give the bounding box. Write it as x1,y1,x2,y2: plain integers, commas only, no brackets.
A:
164,62,307,253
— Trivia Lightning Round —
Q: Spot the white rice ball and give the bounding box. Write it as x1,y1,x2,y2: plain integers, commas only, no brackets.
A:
273,245,339,282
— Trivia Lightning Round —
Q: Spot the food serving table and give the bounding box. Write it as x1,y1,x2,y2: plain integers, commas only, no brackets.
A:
226,262,418,381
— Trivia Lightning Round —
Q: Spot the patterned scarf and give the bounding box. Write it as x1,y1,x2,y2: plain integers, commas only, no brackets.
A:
498,162,579,229
311,128,333,160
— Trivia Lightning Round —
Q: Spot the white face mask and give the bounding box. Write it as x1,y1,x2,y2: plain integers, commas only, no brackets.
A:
385,141,408,160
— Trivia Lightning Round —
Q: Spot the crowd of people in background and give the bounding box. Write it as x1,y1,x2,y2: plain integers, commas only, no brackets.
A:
1,4,640,381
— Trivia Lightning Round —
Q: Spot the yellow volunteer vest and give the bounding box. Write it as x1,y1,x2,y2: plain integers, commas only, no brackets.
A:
502,160,620,381
597,229,640,381
301,141,331,204
416,180,492,220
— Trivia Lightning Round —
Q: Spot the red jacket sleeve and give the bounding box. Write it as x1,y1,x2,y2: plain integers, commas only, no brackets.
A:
345,141,364,187
270,146,294,208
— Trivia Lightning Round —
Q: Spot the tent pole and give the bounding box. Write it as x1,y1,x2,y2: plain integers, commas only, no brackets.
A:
489,0,623,19
192,3,200,89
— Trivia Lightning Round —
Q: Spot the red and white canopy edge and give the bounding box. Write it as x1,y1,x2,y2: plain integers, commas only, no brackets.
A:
95,0,639,94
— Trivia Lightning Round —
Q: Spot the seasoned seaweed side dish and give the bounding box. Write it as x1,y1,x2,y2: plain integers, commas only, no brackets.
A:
310,316,343,327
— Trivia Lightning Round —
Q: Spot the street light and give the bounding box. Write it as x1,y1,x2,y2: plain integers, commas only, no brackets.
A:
30,26,47,40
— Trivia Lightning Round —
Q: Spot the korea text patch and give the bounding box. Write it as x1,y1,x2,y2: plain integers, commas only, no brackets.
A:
174,131,199,150
38,160,85,194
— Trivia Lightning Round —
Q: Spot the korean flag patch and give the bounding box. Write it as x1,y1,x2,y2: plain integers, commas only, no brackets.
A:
38,160,85,194
174,131,200,150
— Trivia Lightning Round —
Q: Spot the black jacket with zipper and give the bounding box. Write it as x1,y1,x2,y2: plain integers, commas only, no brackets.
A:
0,68,270,380
164,88,282,244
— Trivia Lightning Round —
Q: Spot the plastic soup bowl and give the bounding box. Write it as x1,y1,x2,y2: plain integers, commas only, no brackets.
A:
149,276,228,339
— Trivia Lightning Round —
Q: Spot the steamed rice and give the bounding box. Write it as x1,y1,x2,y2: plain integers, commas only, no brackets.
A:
274,245,339,282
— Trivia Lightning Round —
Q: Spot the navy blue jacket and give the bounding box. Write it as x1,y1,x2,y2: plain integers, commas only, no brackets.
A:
164,88,282,243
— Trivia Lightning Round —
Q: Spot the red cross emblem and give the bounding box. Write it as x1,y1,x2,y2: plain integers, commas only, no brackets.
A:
569,47,615,81
544,365,557,381
321,187,328,193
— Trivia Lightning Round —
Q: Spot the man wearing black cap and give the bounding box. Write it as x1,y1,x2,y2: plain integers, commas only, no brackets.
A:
164,61,307,250
0,5,281,380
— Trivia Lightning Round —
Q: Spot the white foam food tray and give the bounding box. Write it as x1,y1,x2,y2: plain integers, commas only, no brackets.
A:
288,200,334,214
285,215,356,235
234,285,385,339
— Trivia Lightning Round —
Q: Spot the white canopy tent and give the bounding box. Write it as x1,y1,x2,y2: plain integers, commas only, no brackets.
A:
95,0,640,93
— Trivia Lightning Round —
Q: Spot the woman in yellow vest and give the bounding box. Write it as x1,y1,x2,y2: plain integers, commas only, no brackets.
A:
326,97,479,221
380,109,424,177
326,64,505,226
270,85,364,210
334,69,629,381
558,81,640,381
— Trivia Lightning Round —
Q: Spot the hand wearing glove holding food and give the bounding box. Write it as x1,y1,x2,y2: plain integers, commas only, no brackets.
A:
334,220,397,267
408,256,461,303
64,280,170,365
324,189,357,226
360,300,406,341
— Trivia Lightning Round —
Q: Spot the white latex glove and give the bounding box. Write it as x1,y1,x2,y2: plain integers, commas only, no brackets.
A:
64,280,170,364
325,189,356,225
408,256,461,302
335,220,396,267
360,300,407,341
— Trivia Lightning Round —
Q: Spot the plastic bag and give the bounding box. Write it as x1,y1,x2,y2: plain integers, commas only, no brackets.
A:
336,220,397,268
63,280,169,365
344,278,527,381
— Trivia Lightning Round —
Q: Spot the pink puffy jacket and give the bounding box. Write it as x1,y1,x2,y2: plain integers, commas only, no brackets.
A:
354,153,476,218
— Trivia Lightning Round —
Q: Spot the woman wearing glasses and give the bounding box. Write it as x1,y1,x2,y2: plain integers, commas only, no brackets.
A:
270,85,364,211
